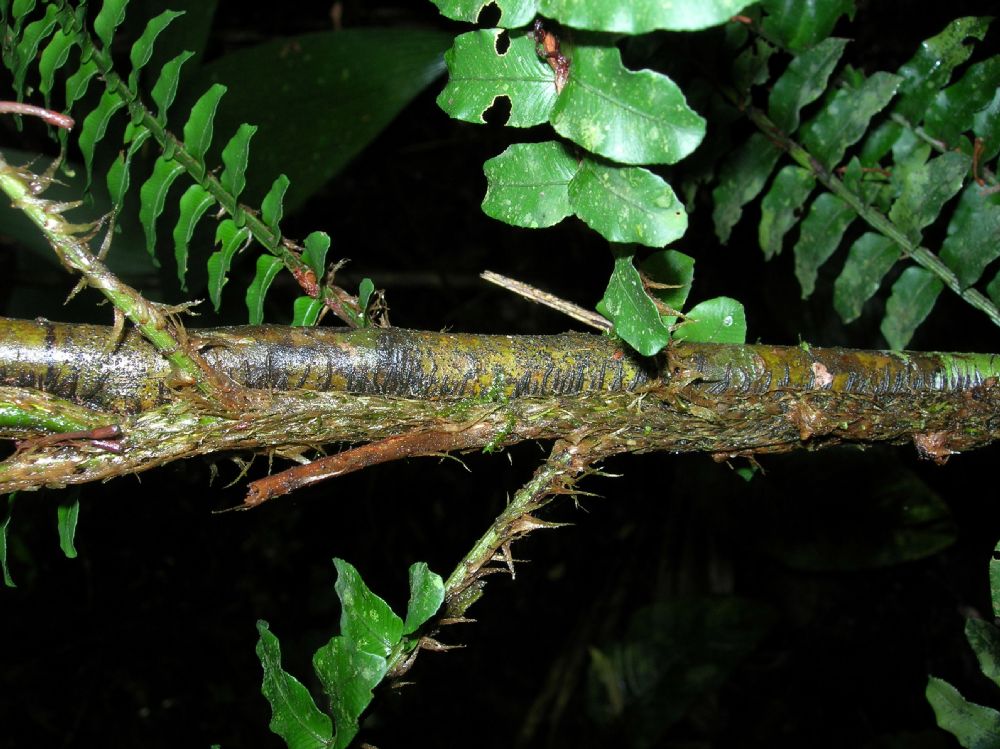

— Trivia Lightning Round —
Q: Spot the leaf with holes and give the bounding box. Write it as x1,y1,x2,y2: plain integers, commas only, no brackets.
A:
151,50,196,125
596,247,672,357
208,219,251,311
541,0,751,32
173,184,216,288
881,267,943,350
313,636,387,749
941,185,1000,289
794,193,855,298
438,30,555,128
569,159,687,247
833,233,897,323
428,0,537,27
139,156,186,257
712,133,782,244
674,297,747,344
759,166,815,259
551,46,706,165
769,37,849,132
760,0,854,53
246,254,283,325
256,620,333,749
334,558,403,659
482,141,576,228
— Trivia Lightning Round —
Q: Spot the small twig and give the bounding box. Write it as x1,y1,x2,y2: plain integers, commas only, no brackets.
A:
481,271,612,332
0,101,75,130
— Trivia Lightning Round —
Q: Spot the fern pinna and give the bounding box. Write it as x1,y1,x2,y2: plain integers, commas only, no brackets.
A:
713,11,1000,349
1,0,374,327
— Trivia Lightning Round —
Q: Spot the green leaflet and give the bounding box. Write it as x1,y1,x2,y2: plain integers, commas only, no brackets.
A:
940,186,1000,289
760,0,854,52
732,38,776,97
992,538,1000,619
334,558,404,658
78,89,126,189
1,494,14,588
712,133,782,244
758,165,815,259
541,0,750,32
966,619,1000,690
974,88,1000,162
301,231,331,279
38,27,75,105
881,267,943,350
551,45,706,166
220,123,257,204
482,141,576,229
261,174,290,240
138,155,185,257
357,279,375,325
438,30,555,128
256,621,334,749
768,37,848,133
894,16,991,124
56,492,79,559
182,83,227,171
925,56,1000,148
639,249,694,314
92,0,128,50
127,9,185,91
926,677,1000,749
989,271,1000,309
596,246,672,357
312,637,387,749
292,296,324,326
428,0,536,27
568,158,687,247
107,123,151,213
833,233,896,324
887,150,969,245
12,3,57,98
403,562,445,635
173,184,216,288
207,219,251,311
674,297,746,344
150,50,195,125
65,57,98,112
801,71,902,170
246,254,283,325
793,193,855,298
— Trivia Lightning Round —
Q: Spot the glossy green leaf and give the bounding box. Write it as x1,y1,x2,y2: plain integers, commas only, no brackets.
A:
940,185,1000,289
926,676,1000,749
732,38,776,97
482,141,576,228
794,193,855,298
107,124,152,213
712,133,782,244
38,29,75,104
138,155,185,257
220,123,257,202
56,493,79,559
128,10,185,91
881,266,943,350
292,296,324,326
639,249,695,313
438,30,554,128
894,16,991,124
989,270,1000,308
973,88,1000,162
357,278,375,320
78,89,126,189
334,558,403,659
674,297,746,344
801,71,901,170
208,219,251,311
151,50,195,125
65,58,99,112
183,83,227,168
992,538,1000,618
888,150,969,245
13,3,57,97
301,231,331,279
966,619,1000,690
173,184,216,288
833,233,897,323
760,0,853,52
189,29,449,211
428,0,536,27
551,46,706,165
246,254,283,325
259,176,289,242
313,636,387,749
1,494,14,588
403,562,445,635
758,165,815,259
768,37,849,132
569,159,687,247
925,56,1000,148
541,0,749,32
256,620,333,749
596,247,672,357
93,0,128,49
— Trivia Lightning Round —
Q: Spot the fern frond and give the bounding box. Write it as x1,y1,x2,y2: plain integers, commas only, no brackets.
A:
714,14,1000,348
3,0,368,327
